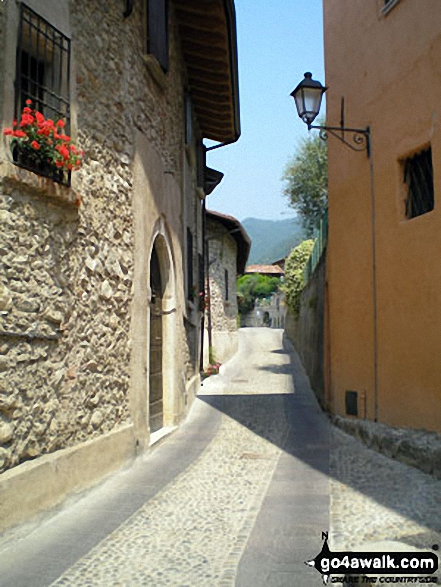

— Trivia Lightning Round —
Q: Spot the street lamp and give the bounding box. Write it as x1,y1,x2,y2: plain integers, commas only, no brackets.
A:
291,72,378,421
290,72,327,126
291,72,370,157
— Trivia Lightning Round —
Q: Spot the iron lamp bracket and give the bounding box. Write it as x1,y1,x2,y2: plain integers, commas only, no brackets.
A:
309,123,371,157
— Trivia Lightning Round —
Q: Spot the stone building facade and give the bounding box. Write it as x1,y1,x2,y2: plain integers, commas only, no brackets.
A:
0,0,240,533
204,210,249,365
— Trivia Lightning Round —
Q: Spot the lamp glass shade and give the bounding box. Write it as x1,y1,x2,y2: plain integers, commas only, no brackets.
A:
291,73,327,125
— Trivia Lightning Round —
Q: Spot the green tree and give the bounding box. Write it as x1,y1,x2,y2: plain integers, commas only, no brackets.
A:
282,133,327,237
237,274,280,316
282,239,315,317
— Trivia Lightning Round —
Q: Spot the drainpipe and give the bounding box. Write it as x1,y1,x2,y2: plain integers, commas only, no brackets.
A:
199,199,207,372
205,228,213,365
368,133,379,422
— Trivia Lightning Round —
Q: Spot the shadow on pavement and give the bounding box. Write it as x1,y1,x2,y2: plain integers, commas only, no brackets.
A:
199,393,329,478
199,340,441,544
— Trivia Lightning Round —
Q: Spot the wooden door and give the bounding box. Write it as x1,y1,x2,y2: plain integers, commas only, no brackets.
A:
149,246,163,433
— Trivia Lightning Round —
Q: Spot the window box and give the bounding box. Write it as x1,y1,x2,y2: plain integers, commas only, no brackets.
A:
1,160,81,208
12,144,69,186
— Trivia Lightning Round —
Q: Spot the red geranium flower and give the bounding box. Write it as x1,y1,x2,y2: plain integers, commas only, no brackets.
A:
20,114,34,126
3,103,83,178
57,145,70,159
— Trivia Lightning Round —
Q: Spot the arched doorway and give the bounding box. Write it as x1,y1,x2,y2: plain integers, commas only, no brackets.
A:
149,244,164,433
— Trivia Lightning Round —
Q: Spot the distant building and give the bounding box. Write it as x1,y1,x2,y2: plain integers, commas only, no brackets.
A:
246,293,286,330
244,264,284,278
241,261,285,329
204,210,250,365
271,258,286,272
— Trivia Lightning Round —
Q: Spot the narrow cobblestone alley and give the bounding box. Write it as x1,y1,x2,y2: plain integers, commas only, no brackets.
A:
0,328,329,587
0,328,440,586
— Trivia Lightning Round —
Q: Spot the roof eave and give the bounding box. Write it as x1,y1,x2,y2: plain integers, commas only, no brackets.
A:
175,0,241,144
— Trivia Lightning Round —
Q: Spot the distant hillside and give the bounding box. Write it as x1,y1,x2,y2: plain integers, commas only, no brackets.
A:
241,217,306,265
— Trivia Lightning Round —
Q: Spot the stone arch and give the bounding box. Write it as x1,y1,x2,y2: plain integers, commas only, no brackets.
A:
147,217,178,435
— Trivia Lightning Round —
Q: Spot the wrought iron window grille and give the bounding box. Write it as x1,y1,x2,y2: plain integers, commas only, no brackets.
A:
404,147,434,219
14,4,71,186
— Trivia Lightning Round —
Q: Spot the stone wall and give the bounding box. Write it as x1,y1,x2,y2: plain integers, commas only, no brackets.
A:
0,2,5,125
332,415,441,479
0,0,198,475
205,218,239,364
207,219,238,333
285,255,326,408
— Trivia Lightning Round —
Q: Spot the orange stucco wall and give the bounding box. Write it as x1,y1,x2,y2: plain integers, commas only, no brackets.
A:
324,0,441,431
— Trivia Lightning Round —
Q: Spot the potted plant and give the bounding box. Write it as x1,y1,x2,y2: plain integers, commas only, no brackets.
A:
3,100,83,185
201,361,222,379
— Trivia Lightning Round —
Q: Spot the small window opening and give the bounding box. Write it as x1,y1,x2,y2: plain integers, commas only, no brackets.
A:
198,253,204,311
146,0,169,73
196,141,206,188
345,391,358,417
225,269,229,301
185,93,193,145
187,228,194,302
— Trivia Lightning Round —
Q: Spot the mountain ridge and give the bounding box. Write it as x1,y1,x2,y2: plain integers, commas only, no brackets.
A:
241,216,306,265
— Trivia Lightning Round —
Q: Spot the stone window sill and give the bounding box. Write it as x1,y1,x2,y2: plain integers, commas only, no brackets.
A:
143,54,167,92
0,160,81,207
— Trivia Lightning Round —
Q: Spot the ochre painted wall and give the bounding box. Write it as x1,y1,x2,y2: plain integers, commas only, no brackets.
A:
324,0,441,431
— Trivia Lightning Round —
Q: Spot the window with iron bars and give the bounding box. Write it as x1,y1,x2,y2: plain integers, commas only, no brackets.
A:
15,4,71,130
404,147,434,219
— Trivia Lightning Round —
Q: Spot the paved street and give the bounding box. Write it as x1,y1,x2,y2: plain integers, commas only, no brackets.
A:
0,327,440,586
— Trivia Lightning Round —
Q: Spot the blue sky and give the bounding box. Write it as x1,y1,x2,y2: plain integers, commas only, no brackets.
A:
205,0,325,222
